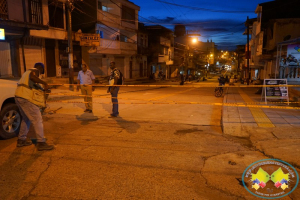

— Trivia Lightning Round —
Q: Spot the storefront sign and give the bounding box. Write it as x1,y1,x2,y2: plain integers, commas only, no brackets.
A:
286,44,300,66
0,28,5,40
263,79,289,104
78,33,100,46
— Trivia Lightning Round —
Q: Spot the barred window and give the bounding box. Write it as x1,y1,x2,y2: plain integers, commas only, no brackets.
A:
29,0,43,24
0,0,8,20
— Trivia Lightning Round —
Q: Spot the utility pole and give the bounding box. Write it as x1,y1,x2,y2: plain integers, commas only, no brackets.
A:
246,16,250,85
67,0,74,91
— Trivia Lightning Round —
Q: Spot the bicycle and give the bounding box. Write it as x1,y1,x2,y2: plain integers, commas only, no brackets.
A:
214,85,224,97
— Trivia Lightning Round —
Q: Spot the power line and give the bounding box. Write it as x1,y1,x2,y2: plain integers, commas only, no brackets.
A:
154,0,253,13
76,1,138,43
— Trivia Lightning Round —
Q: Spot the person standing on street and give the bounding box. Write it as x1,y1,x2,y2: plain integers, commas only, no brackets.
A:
15,63,54,151
107,61,123,117
77,64,95,113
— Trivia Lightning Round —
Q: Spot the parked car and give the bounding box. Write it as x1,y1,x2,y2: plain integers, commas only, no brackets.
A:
0,79,20,139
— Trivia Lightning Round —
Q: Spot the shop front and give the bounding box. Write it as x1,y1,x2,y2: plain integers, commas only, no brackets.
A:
278,38,300,83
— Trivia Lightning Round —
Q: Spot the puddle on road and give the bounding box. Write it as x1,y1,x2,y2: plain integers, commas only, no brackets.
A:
174,128,203,135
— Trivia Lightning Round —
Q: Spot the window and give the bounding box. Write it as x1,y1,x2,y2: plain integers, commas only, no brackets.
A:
29,0,43,24
48,1,64,28
98,0,108,12
164,48,168,55
159,46,164,55
96,30,104,38
144,35,148,47
122,5,135,24
0,0,8,19
98,1,102,10
257,12,261,23
102,5,108,12
120,35,127,42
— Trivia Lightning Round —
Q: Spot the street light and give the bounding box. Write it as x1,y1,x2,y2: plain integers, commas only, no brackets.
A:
192,38,197,43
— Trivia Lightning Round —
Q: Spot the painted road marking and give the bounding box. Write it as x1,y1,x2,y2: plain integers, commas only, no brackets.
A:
238,89,275,127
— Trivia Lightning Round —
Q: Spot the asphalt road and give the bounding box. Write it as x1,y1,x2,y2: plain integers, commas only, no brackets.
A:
0,79,298,199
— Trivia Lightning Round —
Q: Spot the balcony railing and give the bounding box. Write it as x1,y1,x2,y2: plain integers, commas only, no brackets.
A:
160,37,171,46
97,38,137,54
120,41,137,51
98,10,121,25
158,55,173,65
99,39,120,49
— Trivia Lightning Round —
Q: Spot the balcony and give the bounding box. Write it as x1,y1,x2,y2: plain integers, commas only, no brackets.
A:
120,41,137,54
160,37,171,47
96,38,137,55
158,55,174,65
138,46,150,55
121,20,137,31
97,10,121,26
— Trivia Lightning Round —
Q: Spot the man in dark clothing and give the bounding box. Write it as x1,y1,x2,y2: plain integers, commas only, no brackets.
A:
218,75,226,86
107,62,123,117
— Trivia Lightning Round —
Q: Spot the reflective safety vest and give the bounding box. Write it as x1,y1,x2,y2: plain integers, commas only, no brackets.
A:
15,69,46,108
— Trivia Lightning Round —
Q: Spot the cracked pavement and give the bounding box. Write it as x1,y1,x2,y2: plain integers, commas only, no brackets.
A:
0,81,299,199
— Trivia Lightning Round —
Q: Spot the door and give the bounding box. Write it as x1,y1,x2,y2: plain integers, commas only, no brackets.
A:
129,61,132,79
22,45,43,71
0,42,12,77
144,61,147,77
45,39,56,77
139,63,143,77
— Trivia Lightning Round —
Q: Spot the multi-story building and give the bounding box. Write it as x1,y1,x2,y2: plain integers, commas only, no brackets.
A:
244,0,300,82
137,23,148,77
0,0,142,80
146,25,174,79
75,0,140,79
0,0,48,78
175,35,216,77
0,0,86,78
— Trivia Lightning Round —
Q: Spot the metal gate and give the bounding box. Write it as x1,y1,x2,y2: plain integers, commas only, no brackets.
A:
0,42,12,77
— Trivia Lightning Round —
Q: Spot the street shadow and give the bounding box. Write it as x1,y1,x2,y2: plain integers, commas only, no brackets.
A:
0,145,42,199
101,103,111,114
110,116,141,134
75,112,99,125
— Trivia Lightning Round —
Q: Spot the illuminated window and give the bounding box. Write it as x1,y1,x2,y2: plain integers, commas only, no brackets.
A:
102,5,108,12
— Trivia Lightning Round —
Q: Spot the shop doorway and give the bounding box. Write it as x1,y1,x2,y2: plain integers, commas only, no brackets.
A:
45,39,56,77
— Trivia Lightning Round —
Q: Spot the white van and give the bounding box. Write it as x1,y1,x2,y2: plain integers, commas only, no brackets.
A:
0,79,20,139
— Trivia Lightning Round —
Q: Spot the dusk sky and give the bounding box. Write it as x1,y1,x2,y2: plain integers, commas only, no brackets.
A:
129,0,273,50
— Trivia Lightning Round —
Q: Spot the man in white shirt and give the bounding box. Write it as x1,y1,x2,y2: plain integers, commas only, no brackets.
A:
77,64,95,113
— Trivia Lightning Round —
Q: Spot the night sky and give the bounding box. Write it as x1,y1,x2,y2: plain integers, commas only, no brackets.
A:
129,0,272,50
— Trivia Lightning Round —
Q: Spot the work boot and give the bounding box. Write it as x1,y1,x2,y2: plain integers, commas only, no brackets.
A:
36,142,54,151
17,139,33,147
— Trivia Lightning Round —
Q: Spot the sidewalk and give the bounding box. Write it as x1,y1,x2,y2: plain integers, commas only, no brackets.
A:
222,86,300,167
